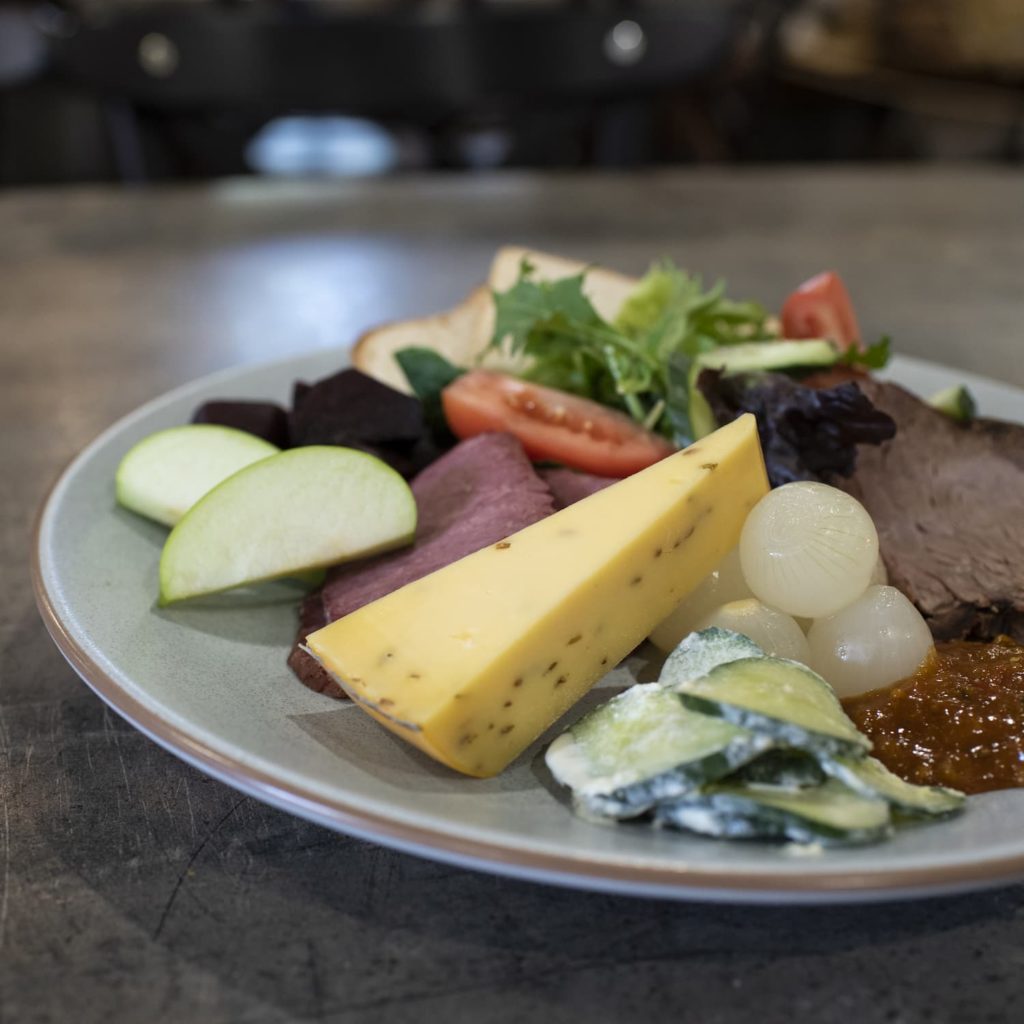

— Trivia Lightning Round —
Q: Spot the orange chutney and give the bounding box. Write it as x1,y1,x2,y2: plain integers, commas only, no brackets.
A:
842,638,1024,795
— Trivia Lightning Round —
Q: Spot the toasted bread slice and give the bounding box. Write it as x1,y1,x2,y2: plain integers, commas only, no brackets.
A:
488,246,639,322
351,247,639,391
351,285,493,393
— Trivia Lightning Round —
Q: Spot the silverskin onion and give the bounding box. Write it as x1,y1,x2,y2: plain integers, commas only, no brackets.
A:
698,599,811,665
808,585,934,698
870,555,888,587
648,548,752,653
739,482,878,619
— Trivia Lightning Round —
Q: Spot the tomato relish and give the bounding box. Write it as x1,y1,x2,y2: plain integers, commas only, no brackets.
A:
843,638,1024,795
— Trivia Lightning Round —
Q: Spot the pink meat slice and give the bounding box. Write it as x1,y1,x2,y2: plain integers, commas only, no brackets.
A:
538,467,619,509
288,432,557,697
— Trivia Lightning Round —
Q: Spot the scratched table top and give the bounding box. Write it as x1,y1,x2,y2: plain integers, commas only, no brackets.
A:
3,170,1024,1024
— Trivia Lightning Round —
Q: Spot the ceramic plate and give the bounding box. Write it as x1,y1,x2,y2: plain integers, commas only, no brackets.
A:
34,350,1024,904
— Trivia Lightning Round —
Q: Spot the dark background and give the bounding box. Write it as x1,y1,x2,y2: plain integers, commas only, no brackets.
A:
3,0,1024,186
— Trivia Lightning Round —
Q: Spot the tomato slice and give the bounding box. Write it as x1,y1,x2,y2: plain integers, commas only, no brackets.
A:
441,371,676,477
780,271,862,352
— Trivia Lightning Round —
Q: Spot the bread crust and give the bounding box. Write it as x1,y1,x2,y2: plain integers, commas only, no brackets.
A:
351,247,640,389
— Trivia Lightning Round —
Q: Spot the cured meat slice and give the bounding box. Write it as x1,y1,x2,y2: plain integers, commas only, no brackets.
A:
288,433,556,695
538,468,618,509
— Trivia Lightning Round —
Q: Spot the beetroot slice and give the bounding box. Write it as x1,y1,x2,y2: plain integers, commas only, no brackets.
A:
289,368,423,447
287,367,436,477
191,400,290,448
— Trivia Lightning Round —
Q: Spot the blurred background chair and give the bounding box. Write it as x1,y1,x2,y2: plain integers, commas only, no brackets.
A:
1,0,774,182
2,0,1023,184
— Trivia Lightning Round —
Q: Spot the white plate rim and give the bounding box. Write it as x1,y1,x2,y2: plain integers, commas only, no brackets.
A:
32,349,1024,904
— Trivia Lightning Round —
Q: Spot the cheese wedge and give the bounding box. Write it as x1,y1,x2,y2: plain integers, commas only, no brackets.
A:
306,415,768,777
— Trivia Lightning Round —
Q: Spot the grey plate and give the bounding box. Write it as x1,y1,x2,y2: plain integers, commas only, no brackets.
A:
33,350,1024,904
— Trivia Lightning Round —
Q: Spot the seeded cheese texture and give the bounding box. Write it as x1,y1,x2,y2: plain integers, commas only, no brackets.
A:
306,415,768,777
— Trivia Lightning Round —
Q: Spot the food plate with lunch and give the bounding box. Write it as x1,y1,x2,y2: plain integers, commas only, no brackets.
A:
34,247,1024,903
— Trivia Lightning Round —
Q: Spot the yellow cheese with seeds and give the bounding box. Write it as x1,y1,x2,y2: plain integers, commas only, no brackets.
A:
306,414,768,777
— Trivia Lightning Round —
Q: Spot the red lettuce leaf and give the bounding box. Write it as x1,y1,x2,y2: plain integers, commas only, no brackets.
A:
697,370,896,487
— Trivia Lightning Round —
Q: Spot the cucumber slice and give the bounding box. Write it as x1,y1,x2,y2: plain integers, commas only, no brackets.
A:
928,384,976,422
821,756,965,819
656,780,892,846
689,340,840,439
545,684,770,820
729,749,826,789
673,656,871,759
699,339,839,375
659,627,764,686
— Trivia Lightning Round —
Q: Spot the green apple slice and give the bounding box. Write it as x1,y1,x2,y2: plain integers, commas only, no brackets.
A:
117,425,279,527
159,446,416,604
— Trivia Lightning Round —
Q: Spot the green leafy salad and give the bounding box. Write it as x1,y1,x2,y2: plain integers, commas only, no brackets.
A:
491,259,780,445
402,259,891,451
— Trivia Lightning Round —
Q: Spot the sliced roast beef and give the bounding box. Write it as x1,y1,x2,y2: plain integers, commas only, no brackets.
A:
286,592,341,698
839,379,1024,642
288,432,557,696
538,467,618,509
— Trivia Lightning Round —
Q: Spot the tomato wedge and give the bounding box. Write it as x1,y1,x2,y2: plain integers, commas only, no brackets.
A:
441,371,675,477
781,271,862,352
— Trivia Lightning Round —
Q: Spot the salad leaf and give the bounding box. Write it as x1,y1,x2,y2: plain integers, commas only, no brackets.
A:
616,261,774,354
697,369,896,487
492,264,604,351
662,351,694,445
490,259,774,445
841,335,891,370
614,263,679,338
395,347,464,438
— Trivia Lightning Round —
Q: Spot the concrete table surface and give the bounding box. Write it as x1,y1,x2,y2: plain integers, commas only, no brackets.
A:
2,168,1023,1023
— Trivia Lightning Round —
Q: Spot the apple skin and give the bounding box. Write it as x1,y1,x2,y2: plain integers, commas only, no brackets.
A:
158,446,417,605
117,424,279,527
